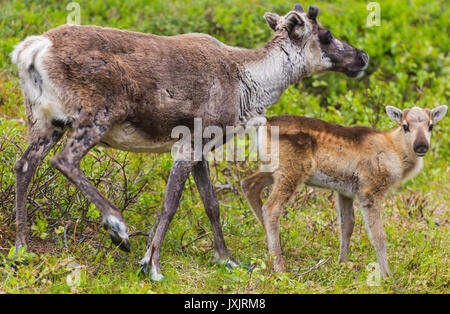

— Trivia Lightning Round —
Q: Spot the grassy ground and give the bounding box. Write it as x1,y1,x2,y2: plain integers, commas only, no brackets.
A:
0,0,449,293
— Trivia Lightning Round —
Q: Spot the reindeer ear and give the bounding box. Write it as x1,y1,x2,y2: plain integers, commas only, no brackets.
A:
284,12,304,33
264,12,280,31
386,106,403,124
431,105,448,123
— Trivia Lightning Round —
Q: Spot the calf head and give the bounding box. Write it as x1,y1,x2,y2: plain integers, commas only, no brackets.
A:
264,3,369,78
386,105,448,157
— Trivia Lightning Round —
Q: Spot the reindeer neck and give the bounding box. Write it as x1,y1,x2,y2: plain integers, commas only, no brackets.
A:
388,128,423,181
234,35,306,123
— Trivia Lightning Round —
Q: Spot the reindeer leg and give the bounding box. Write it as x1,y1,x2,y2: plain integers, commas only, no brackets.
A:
192,160,238,267
336,193,355,263
50,114,130,252
241,171,273,229
359,193,391,279
14,128,63,254
141,160,194,281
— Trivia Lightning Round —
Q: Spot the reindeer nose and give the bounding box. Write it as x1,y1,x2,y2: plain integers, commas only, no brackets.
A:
358,51,369,68
414,145,429,156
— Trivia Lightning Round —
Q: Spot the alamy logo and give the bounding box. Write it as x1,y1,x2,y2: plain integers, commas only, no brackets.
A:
366,2,381,27
66,261,82,290
66,2,81,25
366,262,381,286
171,119,279,172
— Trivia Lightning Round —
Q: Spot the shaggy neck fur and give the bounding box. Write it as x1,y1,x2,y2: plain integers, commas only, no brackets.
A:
236,35,309,123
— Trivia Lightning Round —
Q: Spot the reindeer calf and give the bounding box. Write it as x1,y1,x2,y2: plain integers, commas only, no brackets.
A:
241,105,447,278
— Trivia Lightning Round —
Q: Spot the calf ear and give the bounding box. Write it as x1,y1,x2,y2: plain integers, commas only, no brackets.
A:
264,12,280,31
431,105,448,123
386,106,403,124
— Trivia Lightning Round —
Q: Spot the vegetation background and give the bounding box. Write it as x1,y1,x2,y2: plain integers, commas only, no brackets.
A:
0,0,448,293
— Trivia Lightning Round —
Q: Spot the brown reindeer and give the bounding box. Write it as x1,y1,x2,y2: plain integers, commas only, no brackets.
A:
241,105,447,278
11,4,368,281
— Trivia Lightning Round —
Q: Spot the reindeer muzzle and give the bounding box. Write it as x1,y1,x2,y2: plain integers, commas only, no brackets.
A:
414,144,429,156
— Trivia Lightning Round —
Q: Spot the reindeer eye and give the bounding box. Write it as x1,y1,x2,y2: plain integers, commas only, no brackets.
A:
319,30,332,44
403,124,410,132
429,124,433,131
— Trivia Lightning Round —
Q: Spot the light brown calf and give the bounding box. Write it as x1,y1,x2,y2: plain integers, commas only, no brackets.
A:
241,105,447,278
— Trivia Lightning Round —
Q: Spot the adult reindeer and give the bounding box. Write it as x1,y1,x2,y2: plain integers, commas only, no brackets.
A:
11,4,368,280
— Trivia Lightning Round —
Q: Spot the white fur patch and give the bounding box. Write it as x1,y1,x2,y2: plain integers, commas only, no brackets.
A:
103,215,128,239
140,252,164,281
11,36,49,69
150,262,164,281
402,157,423,182
354,71,365,79
12,36,69,131
245,48,291,104
101,123,176,153
239,38,333,123
22,161,28,173
246,117,267,128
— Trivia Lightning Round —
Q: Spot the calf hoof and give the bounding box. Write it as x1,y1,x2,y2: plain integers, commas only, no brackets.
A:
15,237,27,253
2,241,29,270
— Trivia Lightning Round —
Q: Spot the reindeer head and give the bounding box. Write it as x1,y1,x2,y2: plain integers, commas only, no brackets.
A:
386,105,448,157
264,4,369,78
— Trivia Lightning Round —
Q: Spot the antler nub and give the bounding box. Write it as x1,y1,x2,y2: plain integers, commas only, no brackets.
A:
307,5,319,20
294,4,304,13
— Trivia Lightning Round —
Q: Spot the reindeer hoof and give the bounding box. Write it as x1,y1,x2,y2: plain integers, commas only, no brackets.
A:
140,261,164,281
103,215,131,252
110,235,131,253
140,261,149,276
150,266,164,282
215,253,240,269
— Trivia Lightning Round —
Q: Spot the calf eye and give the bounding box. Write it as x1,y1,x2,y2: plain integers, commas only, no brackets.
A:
429,124,433,131
319,30,332,44
403,124,410,132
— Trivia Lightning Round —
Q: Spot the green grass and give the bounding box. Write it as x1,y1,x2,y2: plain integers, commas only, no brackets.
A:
0,0,449,293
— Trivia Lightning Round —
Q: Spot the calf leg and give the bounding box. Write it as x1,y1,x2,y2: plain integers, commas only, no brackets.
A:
241,171,273,228
336,193,355,263
192,160,238,267
50,115,130,252
14,128,63,252
262,172,301,272
141,160,194,281
359,193,391,279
